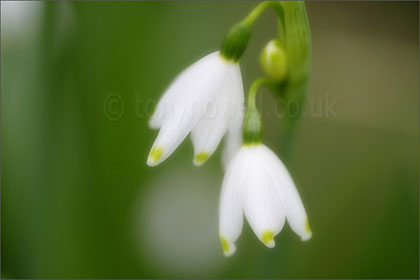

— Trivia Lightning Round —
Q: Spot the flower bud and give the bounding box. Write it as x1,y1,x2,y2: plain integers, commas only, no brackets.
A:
259,40,287,81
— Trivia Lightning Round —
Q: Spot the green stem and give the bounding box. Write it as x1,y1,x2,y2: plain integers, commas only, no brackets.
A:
220,1,277,61
237,1,312,157
247,77,271,109
243,1,274,25
277,2,311,163
248,1,311,163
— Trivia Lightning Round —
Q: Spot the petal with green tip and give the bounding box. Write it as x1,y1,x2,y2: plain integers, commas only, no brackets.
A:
147,146,164,166
259,144,312,241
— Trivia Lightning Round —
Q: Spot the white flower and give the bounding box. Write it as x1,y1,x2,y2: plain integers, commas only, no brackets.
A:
219,144,311,257
147,51,244,167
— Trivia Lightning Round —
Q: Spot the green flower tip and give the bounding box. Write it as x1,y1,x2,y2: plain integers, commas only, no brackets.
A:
147,146,163,166
262,230,275,248
305,218,311,234
220,237,230,254
301,218,312,241
193,152,209,166
220,236,236,257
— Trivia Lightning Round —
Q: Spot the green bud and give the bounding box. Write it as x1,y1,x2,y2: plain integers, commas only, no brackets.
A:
243,106,263,145
259,40,288,81
220,21,252,62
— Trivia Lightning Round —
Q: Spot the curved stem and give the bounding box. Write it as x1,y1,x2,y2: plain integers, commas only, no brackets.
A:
243,1,286,42
241,2,312,162
247,77,272,109
243,1,274,25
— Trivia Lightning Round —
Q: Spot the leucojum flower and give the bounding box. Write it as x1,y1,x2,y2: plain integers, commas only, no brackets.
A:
147,21,252,167
147,1,312,257
219,78,312,257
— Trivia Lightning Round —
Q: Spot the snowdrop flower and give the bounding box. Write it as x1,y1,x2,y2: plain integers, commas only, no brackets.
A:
147,22,252,167
219,78,311,257
147,51,244,167
219,144,312,256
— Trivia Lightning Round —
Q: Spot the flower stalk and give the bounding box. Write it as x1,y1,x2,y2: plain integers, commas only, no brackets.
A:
273,1,312,161
221,1,311,158
227,1,312,162
220,1,277,62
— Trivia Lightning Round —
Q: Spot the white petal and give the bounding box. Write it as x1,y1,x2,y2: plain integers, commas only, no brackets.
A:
221,122,242,169
147,107,195,167
149,51,222,129
222,115,243,169
147,52,228,166
221,65,244,168
242,146,286,248
191,112,228,166
219,148,248,256
190,63,240,166
260,144,312,241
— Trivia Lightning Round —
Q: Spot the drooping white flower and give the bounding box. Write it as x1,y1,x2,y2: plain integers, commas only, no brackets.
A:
147,51,244,167
219,144,312,256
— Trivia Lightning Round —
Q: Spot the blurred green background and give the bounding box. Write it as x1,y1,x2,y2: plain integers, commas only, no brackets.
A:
1,1,419,278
